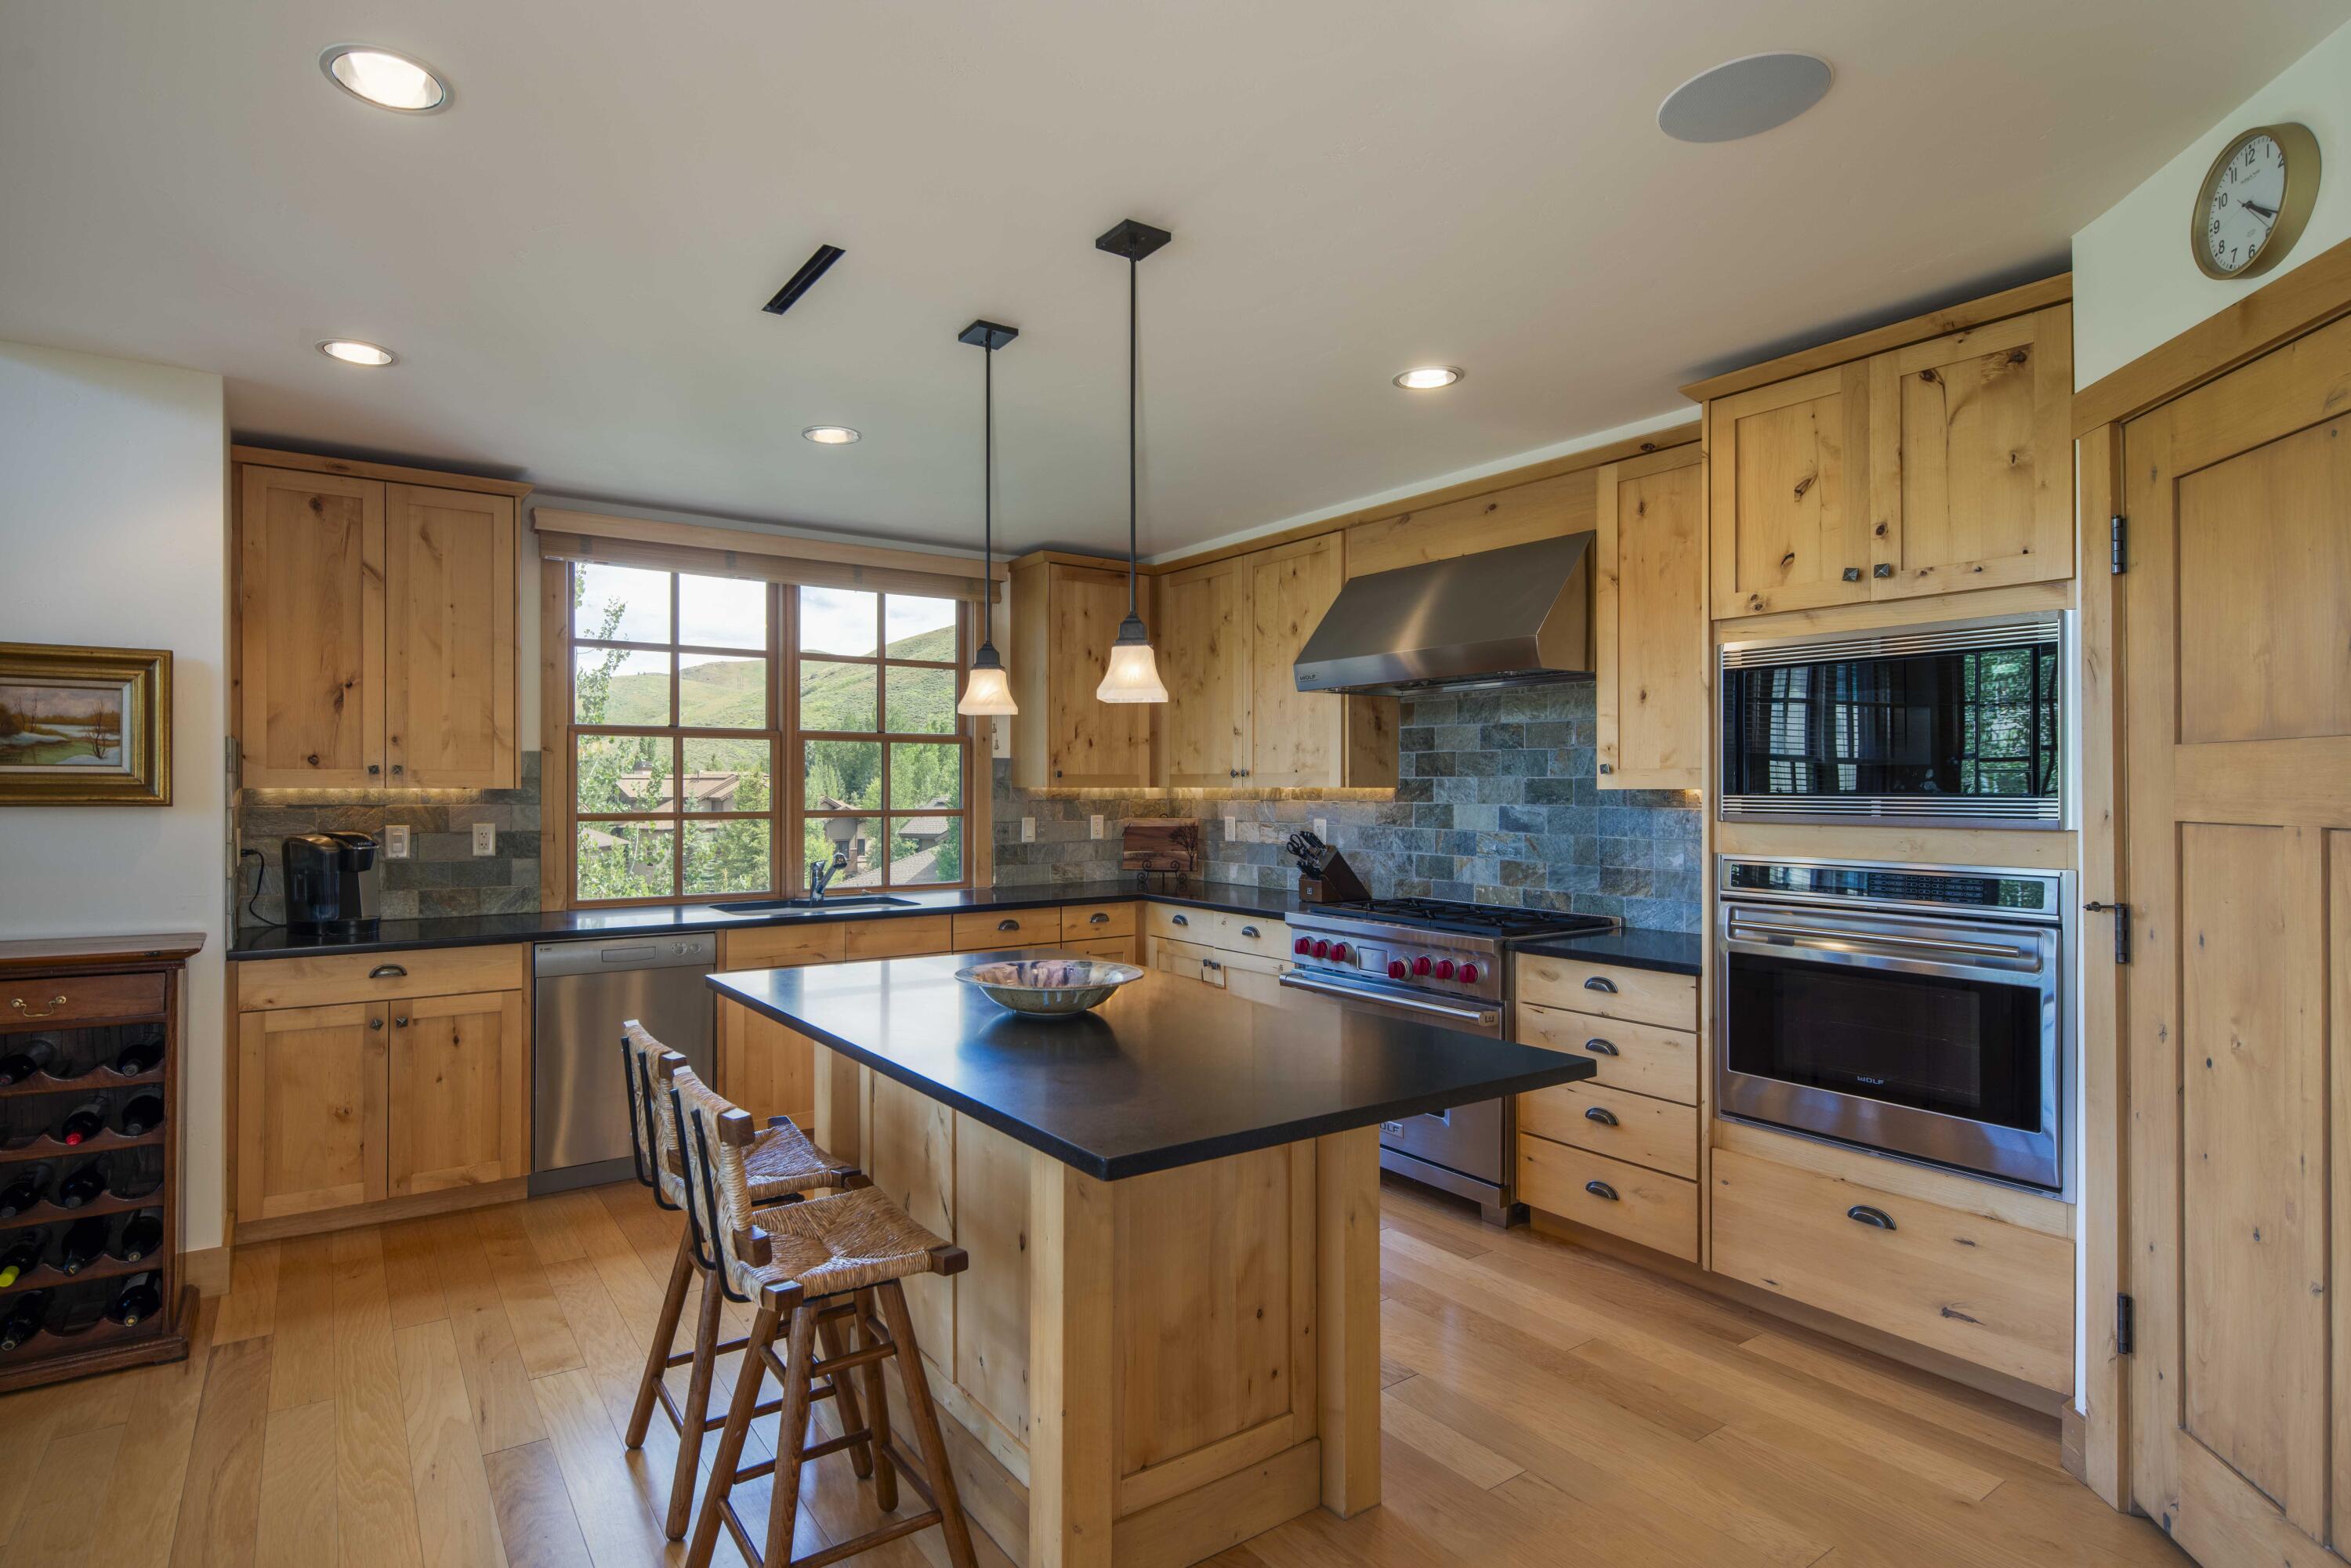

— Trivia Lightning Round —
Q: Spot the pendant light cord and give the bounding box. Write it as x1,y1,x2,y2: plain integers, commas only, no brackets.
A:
1127,255,1139,617
982,336,994,647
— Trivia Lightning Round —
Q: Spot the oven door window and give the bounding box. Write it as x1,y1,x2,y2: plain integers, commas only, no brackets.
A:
1725,951,2042,1129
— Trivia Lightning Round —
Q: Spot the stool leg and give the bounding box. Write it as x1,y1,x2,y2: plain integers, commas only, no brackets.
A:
856,1287,897,1511
687,1302,778,1568
763,1303,822,1568
817,1305,875,1480
666,1262,729,1538
878,1280,977,1568
627,1227,695,1448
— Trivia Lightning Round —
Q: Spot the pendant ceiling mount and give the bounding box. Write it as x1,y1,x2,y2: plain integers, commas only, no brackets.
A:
957,317,1020,717
1095,215,1172,705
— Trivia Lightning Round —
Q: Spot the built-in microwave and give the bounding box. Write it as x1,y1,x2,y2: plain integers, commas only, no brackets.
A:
1719,612,2066,827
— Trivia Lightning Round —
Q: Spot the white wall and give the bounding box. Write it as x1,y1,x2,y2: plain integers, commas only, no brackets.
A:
2073,14,2351,386
0,341,230,1255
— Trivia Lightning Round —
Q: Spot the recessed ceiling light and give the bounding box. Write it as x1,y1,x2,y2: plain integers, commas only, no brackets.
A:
1393,366,1463,391
1657,53,1831,143
319,45,448,113
802,425,861,445
317,339,397,367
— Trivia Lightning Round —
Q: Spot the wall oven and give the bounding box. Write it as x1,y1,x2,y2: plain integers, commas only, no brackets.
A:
1715,857,2070,1193
1719,612,2066,827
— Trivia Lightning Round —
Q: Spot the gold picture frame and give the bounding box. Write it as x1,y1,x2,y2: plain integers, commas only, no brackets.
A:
0,643,172,806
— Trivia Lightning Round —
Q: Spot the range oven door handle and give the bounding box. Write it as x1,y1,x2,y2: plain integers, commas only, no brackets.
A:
1277,972,1500,1030
1726,918,2040,967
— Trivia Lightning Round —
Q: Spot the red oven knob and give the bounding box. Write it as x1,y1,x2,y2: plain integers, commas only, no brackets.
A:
1387,959,1407,980
1412,955,1431,976
1458,962,1480,984
1433,958,1455,980
1293,936,1311,955
1330,942,1351,963
1311,939,1331,958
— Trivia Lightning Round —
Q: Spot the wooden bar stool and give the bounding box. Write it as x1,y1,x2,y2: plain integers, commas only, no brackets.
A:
617,1021,871,1539
671,1070,980,1568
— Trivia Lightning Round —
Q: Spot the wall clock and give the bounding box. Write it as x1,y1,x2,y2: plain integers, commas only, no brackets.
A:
2192,122,2321,281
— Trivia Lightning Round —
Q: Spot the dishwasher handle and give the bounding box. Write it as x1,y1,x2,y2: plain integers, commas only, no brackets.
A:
534,932,718,978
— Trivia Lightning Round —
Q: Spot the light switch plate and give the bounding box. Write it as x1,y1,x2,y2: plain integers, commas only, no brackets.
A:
1020,817,1036,843
1223,816,1237,841
384,824,411,859
1089,814,1105,839
472,821,496,856
1312,817,1328,841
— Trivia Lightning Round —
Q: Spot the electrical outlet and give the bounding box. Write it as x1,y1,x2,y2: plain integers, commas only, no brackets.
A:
1020,817,1036,843
384,824,411,860
1089,814,1105,839
1313,817,1328,841
1223,815,1237,841
472,821,496,856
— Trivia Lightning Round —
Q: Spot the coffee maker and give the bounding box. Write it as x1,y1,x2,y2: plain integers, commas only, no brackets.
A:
282,831,382,938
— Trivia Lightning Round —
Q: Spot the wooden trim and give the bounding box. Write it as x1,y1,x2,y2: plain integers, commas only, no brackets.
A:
2072,229,2351,434
535,506,1003,589
231,444,534,498
228,1175,529,1244
1028,1152,1115,1568
1114,1414,1298,1518
1710,578,2074,640
1681,274,2073,404
182,1243,233,1298
539,558,571,911
1107,1439,1322,1568
1714,820,2076,871
1314,1124,1381,1517
0,932,204,970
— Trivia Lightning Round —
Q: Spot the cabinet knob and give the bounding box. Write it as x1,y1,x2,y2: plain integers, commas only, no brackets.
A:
1872,563,1894,579
1584,1180,1619,1202
1597,762,1613,775
1846,1204,1896,1231
393,1016,410,1028
368,763,381,776
391,764,404,776
1583,1105,1619,1127
369,1017,385,1032
1841,567,1862,582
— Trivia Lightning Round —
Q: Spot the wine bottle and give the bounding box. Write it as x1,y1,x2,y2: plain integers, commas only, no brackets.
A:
114,1211,161,1262
117,1093,165,1137
106,1273,161,1327
54,1163,107,1209
114,1037,164,1077
0,1164,53,1219
57,1099,107,1147
1,1290,51,1350
57,1217,108,1276
0,1237,41,1288
0,1037,56,1087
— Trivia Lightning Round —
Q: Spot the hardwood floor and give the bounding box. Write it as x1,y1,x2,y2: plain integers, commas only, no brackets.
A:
0,1179,2184,1568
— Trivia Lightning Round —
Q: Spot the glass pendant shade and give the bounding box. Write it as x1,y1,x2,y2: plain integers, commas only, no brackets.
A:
958,643,1019,715
1096,617,1168,703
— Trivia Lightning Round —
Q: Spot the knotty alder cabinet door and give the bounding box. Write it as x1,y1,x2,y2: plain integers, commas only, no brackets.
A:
1009,559,1153,787
1155,555,1250,784
386,989,527,1196
1710,362,1875,618
1593,447,1706,790
236,1001,388,1221
385,484,517,788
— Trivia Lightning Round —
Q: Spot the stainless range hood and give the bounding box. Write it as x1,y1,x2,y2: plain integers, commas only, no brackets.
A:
1293,533,1595,696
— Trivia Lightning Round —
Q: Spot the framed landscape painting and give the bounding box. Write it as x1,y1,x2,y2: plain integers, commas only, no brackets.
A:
0,643,171,805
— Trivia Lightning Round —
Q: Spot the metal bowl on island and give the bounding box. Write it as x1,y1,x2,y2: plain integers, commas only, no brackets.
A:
955,954,1145,1019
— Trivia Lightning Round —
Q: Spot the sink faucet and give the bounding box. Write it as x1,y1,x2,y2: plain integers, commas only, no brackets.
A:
809,849,849,900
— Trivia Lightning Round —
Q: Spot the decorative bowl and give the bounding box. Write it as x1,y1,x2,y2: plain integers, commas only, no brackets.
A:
955,956,1145,1019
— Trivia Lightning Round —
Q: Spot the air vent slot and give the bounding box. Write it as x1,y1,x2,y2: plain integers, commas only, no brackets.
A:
762,244,846,316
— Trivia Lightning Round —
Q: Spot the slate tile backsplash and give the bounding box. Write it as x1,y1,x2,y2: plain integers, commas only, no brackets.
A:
992,683,1703,932
234,751,544,925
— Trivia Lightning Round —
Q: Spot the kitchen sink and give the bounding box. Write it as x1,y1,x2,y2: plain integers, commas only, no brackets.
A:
710,895,919,915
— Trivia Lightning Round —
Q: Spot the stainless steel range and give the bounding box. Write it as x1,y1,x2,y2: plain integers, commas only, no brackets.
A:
1279,897,1617,1224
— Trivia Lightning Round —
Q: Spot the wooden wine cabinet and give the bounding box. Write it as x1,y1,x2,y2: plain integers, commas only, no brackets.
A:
0,932,201,1393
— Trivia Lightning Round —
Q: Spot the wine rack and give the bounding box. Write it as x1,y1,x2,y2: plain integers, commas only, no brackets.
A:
0,932,199,1392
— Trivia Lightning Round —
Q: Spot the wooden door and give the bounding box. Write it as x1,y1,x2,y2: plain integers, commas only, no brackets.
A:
1595,447,1706,789
385,483,517,788
236,1002,386,1221
1248,535,1347,787
1048,563,1151,786
1709,363,1873,618
386,989,527,1196
2123,307,2351,1566
236,466,385,787
1870,306,2073,599
1156,556,1252,785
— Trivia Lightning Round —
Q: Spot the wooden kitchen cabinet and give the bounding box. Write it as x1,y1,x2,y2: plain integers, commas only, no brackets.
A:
1008,557,1154,788
1155,553,1250,784
1593,446,1708,789
236,1001,388,1222
234,452,523,789
1708,361,1875,619
386,988,527,1197
1248,535,1350,787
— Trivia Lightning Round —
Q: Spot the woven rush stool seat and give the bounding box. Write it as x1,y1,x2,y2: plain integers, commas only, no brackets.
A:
672,1070,979,1568
618,1022,872,1540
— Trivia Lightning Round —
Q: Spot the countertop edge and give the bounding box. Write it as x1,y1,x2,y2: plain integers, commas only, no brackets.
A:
1510,927,1703,977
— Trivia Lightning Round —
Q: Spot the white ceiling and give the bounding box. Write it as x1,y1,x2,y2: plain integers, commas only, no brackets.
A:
5,1,2346,558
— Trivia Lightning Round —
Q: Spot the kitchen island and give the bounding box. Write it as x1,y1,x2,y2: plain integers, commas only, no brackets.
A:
710,953,1593,1568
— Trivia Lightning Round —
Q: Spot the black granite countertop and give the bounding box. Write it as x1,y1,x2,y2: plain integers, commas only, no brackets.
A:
226,878,1302,961
1511,925,1703,976
711,956,1593,1180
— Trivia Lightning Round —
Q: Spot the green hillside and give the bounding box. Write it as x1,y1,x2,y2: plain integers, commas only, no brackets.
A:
592,625,958,734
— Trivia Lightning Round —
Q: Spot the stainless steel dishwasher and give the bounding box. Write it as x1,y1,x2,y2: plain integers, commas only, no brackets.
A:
531,932,717,1194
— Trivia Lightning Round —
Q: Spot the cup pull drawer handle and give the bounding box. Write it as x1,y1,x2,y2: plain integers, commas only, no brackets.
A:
1582,976,1618,994
368,964,408,979
1582,1038,1618,1056
10,994,68,1019
997,919,1020,931
1240,925,1260,938
1585,1180,1619,1202
1089,912,1110,925
1171,914,1189,926
1583,1106,1619,1127
1846,1204,1896,1231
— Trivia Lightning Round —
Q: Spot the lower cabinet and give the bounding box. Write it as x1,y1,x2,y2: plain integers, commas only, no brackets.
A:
387,990,528,1197
1516,1136,1700,1263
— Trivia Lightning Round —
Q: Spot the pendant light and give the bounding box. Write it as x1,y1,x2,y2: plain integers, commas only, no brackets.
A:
956,319,1020,716
1094,218,1172,704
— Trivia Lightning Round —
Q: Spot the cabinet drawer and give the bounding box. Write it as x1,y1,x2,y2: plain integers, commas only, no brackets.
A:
1513,1001,1697,1106
952,909,1053,951
842,915,952,960
1709,1146,2072,1391
723,924,846,972
1517,1081,1697,1180
236,945,526,1011
3,972,166,1027
1517,1135,1697,1262
1059,902,1137,942
1143,904,1291,960
1071,936,1139,963
1516,955,1696,1030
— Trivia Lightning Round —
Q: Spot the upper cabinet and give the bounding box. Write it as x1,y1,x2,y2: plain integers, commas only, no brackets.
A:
1009,557,1154,788
1594,447,1707,791
1156,554,1250,785
1695,284,2074,621
234,454,524,790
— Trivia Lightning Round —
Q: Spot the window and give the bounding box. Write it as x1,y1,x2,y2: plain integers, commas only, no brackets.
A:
565,565,969,905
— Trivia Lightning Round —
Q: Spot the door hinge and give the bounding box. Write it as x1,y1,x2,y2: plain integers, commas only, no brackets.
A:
2085,900,2131,965
225,734,240,783
2116,1292,2135,1356
2109,514,2127,574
